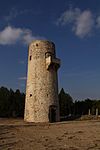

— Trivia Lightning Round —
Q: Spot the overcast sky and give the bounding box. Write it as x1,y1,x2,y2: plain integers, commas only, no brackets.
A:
0,0,100,100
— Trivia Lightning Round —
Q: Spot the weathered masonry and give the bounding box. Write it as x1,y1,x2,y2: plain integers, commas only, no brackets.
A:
24,40,61,122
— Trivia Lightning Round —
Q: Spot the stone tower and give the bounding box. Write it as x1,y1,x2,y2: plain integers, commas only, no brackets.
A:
24,40,60,122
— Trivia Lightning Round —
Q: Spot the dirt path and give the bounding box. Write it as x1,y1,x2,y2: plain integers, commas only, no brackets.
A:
0,119,100,150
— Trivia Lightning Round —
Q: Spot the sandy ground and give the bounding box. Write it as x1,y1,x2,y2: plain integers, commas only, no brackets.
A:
0,119,100,150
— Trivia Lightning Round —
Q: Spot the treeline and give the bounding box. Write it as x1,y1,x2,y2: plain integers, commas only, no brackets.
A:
0,86,100,118
0,87,25,117
59,88,100,117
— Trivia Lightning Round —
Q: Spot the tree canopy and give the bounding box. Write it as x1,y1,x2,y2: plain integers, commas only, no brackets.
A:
0,86,100,118
59,88,73,116
58,88,100,116
0,87,25,117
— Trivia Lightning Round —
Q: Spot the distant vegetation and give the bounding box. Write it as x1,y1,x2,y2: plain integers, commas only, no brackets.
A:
59,88,100,117
0,86,100,118
0,87,25,117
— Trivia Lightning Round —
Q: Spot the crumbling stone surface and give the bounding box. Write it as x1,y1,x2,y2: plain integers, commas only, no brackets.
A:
24,40,60,122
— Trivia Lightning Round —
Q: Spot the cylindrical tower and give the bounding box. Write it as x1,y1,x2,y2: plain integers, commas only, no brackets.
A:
24,40,60,122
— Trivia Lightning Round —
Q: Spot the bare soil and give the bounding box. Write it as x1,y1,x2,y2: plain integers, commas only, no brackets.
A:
0,118,100,150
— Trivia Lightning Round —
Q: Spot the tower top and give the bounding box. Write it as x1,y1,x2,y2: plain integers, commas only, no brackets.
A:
29,40,55,49
30,39,55,44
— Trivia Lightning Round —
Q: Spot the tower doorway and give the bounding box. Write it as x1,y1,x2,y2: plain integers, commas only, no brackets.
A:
49,105,56,122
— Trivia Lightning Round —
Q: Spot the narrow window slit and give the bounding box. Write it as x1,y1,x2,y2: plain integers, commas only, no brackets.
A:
30,55,32,60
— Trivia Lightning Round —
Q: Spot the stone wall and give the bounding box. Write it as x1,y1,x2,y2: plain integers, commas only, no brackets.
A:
24,40,60,122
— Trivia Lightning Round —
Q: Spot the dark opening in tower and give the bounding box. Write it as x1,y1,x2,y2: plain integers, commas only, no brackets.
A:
49,105,56,122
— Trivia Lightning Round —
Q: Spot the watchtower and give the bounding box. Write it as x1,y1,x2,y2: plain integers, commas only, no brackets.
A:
24,40,60,122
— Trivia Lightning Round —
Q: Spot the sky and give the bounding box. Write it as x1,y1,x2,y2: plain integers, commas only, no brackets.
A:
0,0,100,100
